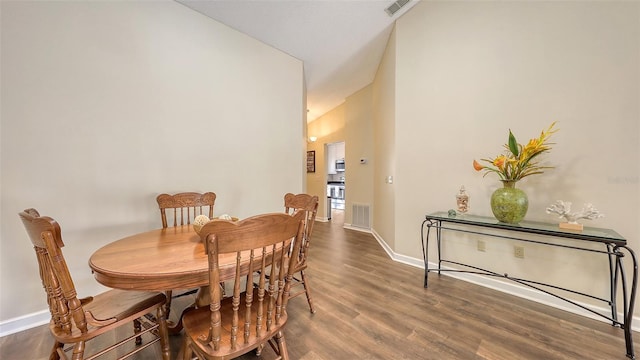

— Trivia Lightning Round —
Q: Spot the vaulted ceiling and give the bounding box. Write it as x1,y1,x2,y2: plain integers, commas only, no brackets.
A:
177,0,418,121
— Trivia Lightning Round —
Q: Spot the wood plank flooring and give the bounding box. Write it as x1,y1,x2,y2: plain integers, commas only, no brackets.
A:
2,211,638,359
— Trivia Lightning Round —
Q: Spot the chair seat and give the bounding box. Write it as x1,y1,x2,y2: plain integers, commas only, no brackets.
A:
183,288,289,359
86,289,166,322
51,289,166,340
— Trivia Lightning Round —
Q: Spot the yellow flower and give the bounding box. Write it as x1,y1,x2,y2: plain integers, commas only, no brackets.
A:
473,122,558,181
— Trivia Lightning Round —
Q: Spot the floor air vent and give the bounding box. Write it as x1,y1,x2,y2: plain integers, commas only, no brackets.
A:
352,203,371,229
385,0,410,17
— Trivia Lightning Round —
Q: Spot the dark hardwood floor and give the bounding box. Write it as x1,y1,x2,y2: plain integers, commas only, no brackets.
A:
2,213,638,359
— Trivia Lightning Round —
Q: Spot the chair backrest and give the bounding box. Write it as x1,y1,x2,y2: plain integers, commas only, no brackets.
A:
156,192,216,228
284,193,318,266
198,211,305,353
18,208,89,336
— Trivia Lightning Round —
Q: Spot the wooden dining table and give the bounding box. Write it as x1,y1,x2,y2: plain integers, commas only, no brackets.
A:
90,225,209,291
89,224,255,333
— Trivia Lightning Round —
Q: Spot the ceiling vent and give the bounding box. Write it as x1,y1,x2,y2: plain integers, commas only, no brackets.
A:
385,0,410,17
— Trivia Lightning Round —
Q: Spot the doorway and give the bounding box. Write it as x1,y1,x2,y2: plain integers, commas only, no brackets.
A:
326,141,345,224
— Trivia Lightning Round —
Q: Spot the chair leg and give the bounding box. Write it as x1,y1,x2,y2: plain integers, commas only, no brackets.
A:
71,340,85,360
134,318,142,345
157,307,171,360
49,341,62,360
181,334,193,360
300,270,316,314
274,331,289,360
165,290,173,320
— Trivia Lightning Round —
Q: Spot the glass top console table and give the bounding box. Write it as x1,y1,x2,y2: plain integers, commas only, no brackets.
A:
421,211,637,359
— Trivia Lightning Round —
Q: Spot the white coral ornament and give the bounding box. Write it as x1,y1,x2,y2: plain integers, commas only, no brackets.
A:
545,200,604,230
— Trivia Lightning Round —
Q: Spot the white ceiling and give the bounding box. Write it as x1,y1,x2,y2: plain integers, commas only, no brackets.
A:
177,0,418,121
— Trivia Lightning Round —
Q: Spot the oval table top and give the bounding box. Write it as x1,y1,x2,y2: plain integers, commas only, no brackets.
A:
89,225,211,291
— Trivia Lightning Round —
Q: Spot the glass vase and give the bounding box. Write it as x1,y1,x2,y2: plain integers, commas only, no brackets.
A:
490,180,528,223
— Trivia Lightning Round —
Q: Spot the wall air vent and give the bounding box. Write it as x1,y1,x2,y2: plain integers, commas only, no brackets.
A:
385,0,410,17
352,203,371,229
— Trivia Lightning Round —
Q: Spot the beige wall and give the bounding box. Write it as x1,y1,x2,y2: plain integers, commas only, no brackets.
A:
392,1,639,304
344,86,374,226
306,85,374,227
372,27,397,249
0,0,304,330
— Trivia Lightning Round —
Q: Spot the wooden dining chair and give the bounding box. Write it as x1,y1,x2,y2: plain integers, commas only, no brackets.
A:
156,191,217,316
283,193,319,313
19,208,170,360
181,211,306,360
156,191,216,228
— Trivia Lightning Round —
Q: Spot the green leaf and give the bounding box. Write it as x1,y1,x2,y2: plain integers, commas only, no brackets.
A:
508,130,519,157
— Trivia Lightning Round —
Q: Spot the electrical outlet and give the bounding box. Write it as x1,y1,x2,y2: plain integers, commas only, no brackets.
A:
514,246,525,259
477,240,486,252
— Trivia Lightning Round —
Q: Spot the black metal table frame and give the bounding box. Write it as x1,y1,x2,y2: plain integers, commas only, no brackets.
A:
420,212,638,359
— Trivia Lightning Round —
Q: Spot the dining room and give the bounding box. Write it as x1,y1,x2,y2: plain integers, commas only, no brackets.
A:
2,1,639,359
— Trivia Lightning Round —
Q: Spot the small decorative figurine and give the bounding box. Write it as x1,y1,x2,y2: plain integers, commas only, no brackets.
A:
456,186,469,214
545,200,604,231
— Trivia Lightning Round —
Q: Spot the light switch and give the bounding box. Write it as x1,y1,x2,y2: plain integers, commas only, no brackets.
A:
386,176,393,184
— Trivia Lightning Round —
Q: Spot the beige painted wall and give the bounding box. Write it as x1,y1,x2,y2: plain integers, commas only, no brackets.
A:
306,85,374,227
392,1,639,302
344,86,374,226
372,27,397,249
0,0,304,328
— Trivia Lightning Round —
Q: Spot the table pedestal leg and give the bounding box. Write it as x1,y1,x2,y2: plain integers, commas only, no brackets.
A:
167,286,210,334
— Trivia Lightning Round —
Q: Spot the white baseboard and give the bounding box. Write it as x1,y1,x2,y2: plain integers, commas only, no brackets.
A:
343,223,371,232
0,310,50,338
370,229,640,332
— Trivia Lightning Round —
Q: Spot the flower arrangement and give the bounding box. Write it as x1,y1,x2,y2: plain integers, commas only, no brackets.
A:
473,122,558,182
